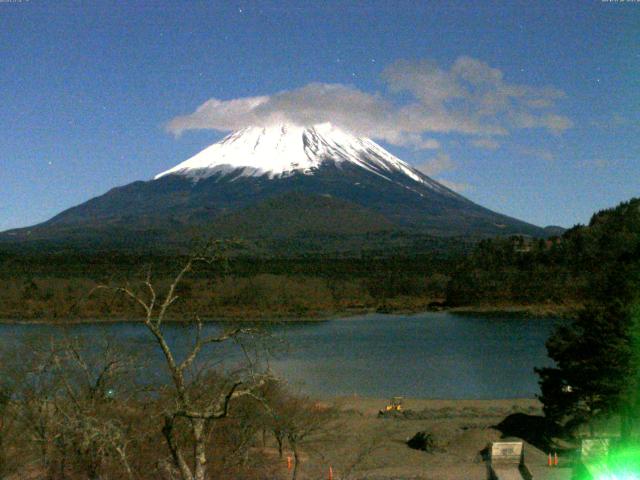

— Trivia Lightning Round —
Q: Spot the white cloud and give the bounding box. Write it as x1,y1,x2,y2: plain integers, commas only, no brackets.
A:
511,112,573,134
168,83,432,148
384,56,571,132
472,138,500,150
414,138,440,150
582,158,612,169
590,113,633,130
439,179,473,193
526,98,554,108
415,152,455,176
167,56,572,148
414,152,471,192
518,146,555,162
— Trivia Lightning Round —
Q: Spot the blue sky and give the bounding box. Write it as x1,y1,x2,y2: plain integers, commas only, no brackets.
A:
1,0,638,231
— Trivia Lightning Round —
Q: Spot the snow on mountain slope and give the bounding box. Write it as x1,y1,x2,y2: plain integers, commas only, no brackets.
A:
154,123,455,197
1,123,548,244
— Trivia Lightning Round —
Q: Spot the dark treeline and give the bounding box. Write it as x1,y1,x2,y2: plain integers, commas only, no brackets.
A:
445,236,585,309
0,252,456,320
0,251,453,279
2,198,638,321
447,198,640,313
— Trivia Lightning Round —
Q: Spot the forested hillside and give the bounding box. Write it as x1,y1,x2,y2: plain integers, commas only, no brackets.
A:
446,197,640,312
1,198,637,321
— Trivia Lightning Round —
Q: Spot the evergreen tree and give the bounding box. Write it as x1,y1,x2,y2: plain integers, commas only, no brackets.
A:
536,301,636,437
536,199,640,439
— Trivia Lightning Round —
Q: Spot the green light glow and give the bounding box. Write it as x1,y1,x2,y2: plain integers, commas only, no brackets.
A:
584,445,640,480
594,474,639,480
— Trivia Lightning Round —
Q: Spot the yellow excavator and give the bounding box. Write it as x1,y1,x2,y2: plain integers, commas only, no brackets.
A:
380,396,404,414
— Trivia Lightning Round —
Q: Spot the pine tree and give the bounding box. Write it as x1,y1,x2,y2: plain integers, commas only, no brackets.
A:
536,199,640,440
536,301,635,437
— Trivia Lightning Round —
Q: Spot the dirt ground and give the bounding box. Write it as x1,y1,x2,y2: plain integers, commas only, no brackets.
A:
284,397,574,480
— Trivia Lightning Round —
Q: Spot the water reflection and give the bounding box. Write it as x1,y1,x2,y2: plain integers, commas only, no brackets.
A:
0,312,561,399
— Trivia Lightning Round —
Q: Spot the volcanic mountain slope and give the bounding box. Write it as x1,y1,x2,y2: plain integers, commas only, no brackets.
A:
3,123,547,247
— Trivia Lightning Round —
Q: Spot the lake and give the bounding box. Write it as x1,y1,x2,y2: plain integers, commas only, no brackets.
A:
0,312,560,399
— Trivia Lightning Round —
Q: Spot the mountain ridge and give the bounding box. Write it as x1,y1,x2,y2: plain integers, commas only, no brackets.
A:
1,123,550,252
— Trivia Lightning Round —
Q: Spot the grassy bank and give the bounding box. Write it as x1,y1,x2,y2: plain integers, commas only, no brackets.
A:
0,270,579,322
0,273,446,321
448,302,581,319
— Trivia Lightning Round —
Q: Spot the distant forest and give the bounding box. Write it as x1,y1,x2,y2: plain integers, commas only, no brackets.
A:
0,198,638,321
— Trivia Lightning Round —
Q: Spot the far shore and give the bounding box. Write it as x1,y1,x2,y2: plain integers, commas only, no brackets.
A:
0,302,577,325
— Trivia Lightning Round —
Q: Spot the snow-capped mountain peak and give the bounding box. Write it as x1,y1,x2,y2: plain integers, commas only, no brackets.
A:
5,125,547,245
153,123,452,195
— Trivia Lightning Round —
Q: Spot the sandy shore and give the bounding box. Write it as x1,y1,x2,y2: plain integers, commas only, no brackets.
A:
284,397,573,480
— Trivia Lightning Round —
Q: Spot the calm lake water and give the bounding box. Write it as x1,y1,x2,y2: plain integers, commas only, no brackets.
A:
0,312,560,399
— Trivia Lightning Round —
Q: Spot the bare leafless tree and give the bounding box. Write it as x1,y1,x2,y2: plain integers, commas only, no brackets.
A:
49,335,137,480
102,245,271,480
0,382,15,477
258,382,336,480
1,335,60,476
0,332,141,480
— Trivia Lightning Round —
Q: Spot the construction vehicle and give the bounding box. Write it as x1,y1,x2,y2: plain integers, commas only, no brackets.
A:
380,396,404,415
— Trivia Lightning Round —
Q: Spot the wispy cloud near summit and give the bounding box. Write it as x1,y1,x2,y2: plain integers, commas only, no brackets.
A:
167,56,571,149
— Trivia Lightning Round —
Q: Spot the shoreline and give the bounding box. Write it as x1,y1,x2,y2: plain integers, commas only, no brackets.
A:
289,396,570,480
447,303,578,319
326,395,543,414
0,302,577,325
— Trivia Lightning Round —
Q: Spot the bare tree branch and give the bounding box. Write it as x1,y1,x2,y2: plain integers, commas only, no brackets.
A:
92,242,269,480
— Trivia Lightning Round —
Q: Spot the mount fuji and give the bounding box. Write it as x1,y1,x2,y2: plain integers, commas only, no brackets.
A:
2,123,548,251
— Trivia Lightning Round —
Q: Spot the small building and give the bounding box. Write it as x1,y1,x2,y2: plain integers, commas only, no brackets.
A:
487,441,532,480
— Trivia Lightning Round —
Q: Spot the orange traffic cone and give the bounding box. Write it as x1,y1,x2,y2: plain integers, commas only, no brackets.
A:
554,451,558,466
548,453,552,466
329,465,334,480
287,456,292,470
